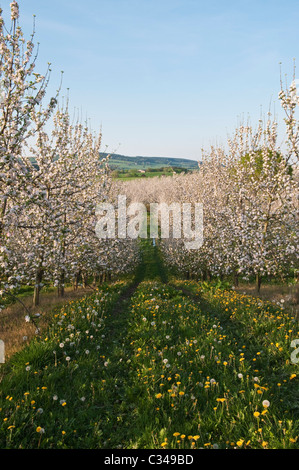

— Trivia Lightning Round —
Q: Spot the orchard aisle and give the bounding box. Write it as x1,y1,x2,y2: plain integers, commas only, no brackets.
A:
0,240,298,449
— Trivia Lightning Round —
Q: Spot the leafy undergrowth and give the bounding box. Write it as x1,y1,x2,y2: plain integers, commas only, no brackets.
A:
0,264,298,449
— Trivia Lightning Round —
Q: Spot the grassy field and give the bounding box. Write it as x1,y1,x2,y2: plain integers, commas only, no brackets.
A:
0,286,95,361
0,241,298,449
104,153,200,171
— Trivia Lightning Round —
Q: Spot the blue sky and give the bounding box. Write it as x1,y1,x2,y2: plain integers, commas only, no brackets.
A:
1,0,298,160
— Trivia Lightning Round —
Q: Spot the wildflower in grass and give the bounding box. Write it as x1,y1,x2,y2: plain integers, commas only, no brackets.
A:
253,412,260,418
262,400,270,408
53,395,58,401
37,408,43,414
155,393,162,399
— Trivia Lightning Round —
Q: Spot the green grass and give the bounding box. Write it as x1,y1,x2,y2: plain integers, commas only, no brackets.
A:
0,241,298,449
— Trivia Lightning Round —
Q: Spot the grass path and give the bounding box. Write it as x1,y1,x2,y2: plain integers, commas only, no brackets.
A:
0,240,298,449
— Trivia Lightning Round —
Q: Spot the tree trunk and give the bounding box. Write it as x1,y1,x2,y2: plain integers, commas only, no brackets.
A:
0,197,7,239
256,273,262,293
58,271,65,297
82,273,87,289
33,269,43,307
73,271,81,291
233,271,239,287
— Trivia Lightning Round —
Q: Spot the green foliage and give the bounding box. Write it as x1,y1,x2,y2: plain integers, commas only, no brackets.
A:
239,149,293,179
104,153,199,171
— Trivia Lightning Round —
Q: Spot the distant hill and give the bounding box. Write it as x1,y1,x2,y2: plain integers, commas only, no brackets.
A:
100,153,200,171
